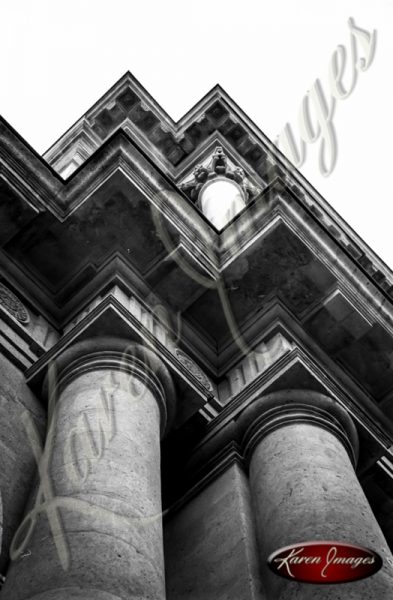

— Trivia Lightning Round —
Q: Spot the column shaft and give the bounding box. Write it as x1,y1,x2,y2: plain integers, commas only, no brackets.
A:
241,390,393,599
0,354,46,575
2,339,175,600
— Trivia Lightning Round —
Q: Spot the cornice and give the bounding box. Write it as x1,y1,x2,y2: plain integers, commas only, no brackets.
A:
1,70,393,312
25,294,215,431
2,117,393,331
217,183,393,333
29,73,393,301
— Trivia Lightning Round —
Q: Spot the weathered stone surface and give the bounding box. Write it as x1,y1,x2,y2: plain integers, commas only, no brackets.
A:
2,344,171,600
184,222,335,343
0,353,46,573
0,492,2,566
164,463,265,600
248,416,393,598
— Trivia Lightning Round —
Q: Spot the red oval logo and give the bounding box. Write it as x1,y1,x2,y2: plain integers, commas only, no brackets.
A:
267,541,382,584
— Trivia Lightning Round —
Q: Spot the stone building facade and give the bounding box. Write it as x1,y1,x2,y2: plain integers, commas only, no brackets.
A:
1,72,393,598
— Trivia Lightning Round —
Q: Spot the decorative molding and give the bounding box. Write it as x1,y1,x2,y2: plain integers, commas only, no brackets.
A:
378,456,393,480
377,446,393,480
180,146,260,205
174,348,213,392
0,283,29,325
26,297,215,433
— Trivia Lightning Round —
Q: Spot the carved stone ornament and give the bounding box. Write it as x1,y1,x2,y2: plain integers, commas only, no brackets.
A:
175,348,213,391
180,146,259,204
0,283,30,325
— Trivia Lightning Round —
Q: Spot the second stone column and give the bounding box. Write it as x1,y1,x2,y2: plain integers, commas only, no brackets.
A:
239,389,393,599
4,337,176,600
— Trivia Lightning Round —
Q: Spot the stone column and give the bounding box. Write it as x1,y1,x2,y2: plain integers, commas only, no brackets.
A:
0,353,46,577
239,390,393,599
3,337,176,600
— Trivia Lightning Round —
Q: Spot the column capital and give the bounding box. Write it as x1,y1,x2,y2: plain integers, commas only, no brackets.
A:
237,389,359,467
43,336,176,438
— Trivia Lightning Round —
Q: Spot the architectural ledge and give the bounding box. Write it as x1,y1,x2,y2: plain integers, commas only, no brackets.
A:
179,349,393,485
34,72,393,303
25,291,215,430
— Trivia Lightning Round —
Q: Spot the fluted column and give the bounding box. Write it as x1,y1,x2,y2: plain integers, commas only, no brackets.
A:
3,337,176,600
239,390,393,599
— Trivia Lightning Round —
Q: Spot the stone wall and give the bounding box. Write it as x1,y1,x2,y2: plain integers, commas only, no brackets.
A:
164,463,265,600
